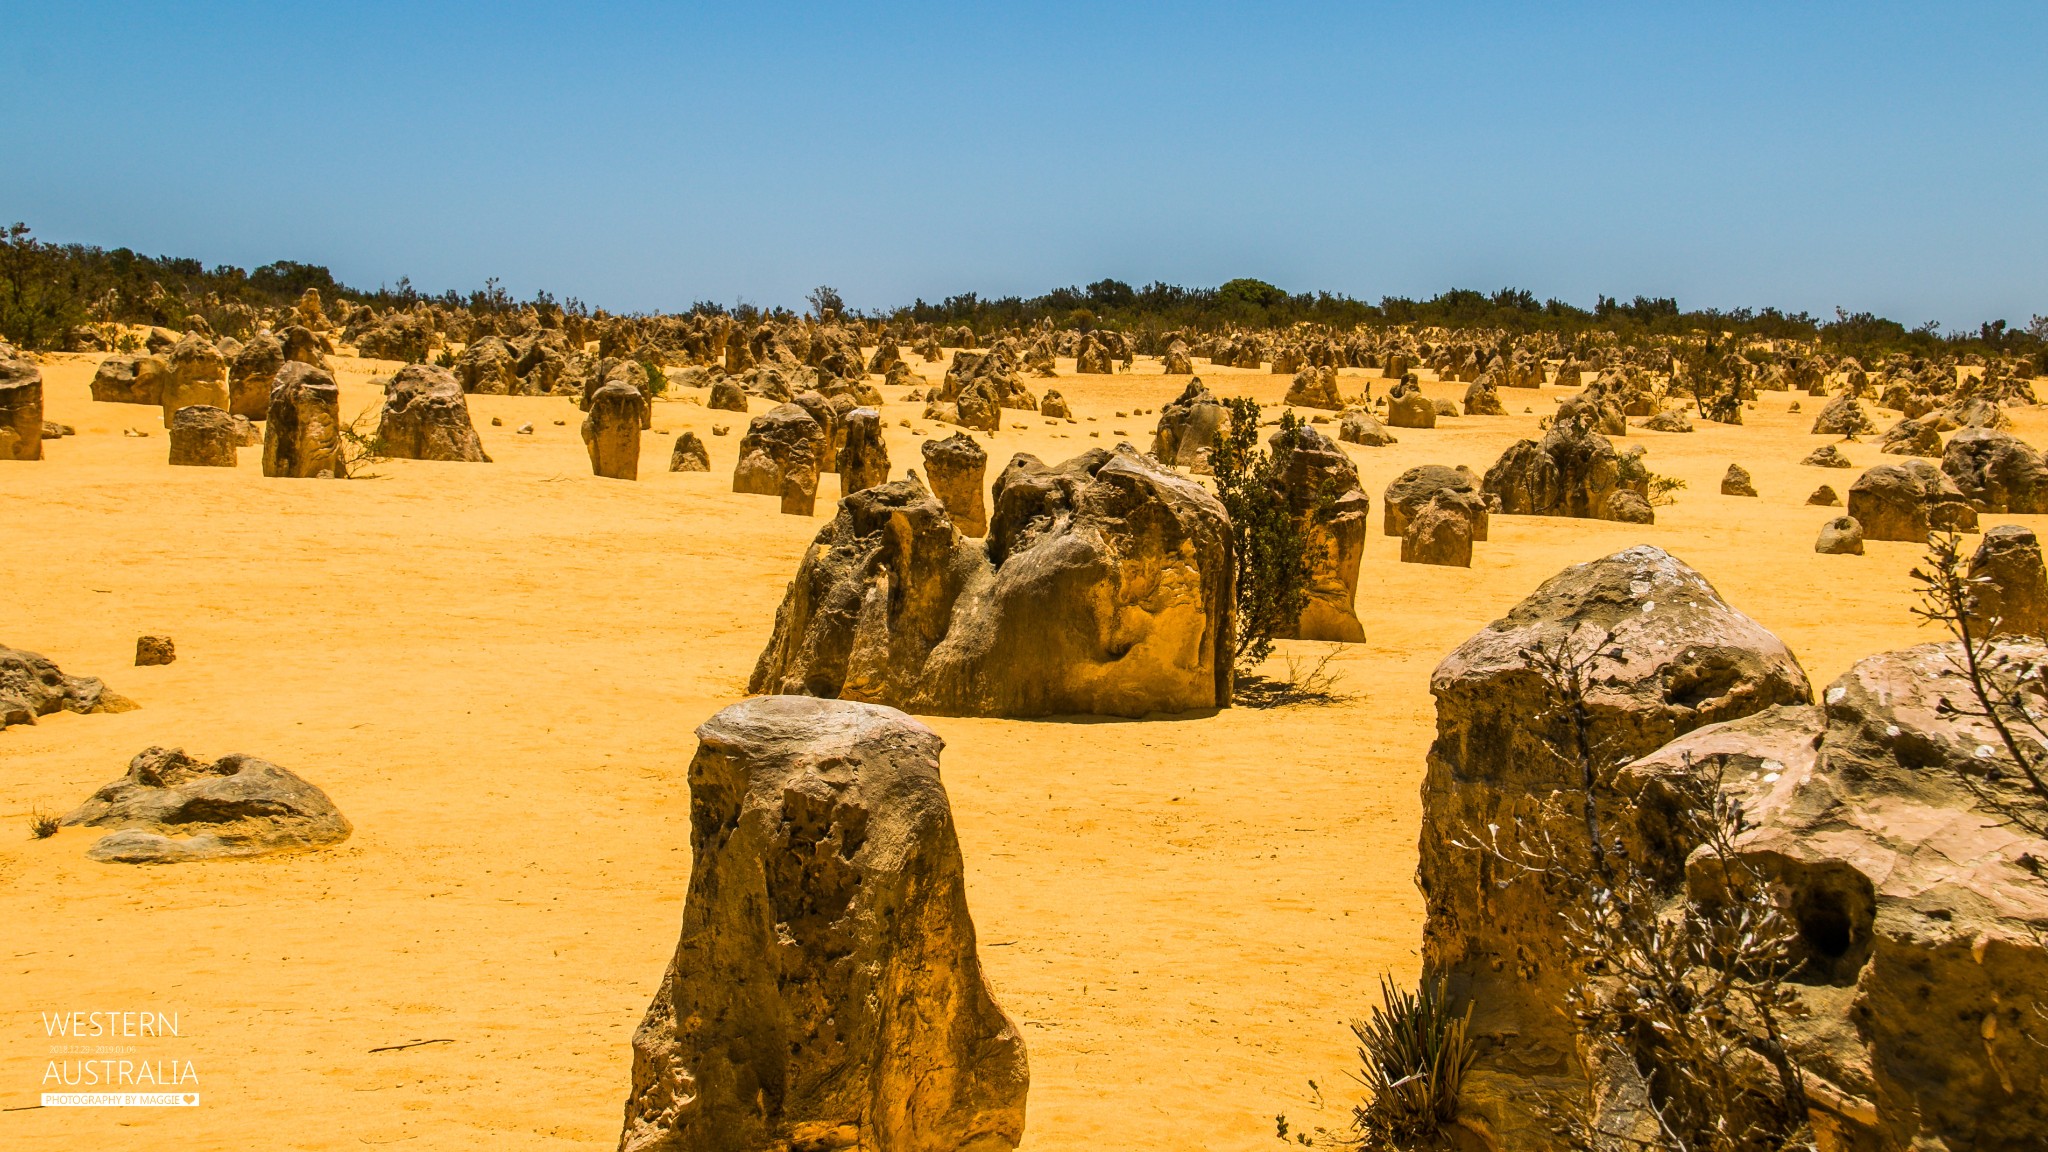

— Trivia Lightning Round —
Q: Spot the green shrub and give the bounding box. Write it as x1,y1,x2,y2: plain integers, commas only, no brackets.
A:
1350,974,1476,1148
1210,398,1314,673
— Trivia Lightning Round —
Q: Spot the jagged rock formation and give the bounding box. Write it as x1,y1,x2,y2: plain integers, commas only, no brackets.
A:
1401,495,1473,567
1846,460,1978,541
1941,428,2048,513
229,330,284,418
838,407,890,495
668,431,710,472
263,362,346,478
920,432,988,537
1608,645,2048,1149
618,696,1028,1152
1386,385,1437,429
62,747,351,863
734,404,824,515
1151,379,1227,471
1283,365,1343,410
750,447,1233,718
1967,524,2047,636
1,355,46,460
1812,394,1877,437
1419,547,1813,1143
378,364,491,462
1802,444,1855,468
0,644,136,729
1483,415,1652,524
1721,463,1757,496
1384,465,1488,540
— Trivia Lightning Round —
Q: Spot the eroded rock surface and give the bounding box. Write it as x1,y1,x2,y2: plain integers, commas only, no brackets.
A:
751,447,1233,717
379,364,490,462
619,696,1028,1152
62,747,350,863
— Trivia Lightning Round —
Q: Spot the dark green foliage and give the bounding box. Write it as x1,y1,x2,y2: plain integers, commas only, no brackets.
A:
1350,974,1477,1148
639,358,669,397
1,223,89,349
1210,398,1314,672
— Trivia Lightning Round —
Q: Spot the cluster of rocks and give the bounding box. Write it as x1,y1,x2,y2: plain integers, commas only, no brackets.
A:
750,446,1233,717
1420,546,2048,1149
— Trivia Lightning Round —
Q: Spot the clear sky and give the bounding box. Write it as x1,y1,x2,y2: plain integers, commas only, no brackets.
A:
3,2,2042,325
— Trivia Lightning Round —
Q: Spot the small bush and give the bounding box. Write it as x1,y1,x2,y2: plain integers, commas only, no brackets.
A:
29,807,60,839
1350,974,1476,1148
1211,398,1316,675
639,358,669,397
1649,473,1687,506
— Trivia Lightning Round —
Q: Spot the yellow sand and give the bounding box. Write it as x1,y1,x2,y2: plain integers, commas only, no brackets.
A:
2,351,2020,1150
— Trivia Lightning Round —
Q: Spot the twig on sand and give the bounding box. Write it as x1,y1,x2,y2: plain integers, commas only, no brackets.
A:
368,1039,454,1054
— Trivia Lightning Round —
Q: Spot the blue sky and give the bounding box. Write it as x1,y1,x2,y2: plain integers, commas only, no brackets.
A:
3,2,2042,324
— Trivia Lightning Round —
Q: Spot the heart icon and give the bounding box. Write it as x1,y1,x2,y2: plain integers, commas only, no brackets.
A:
184,1095,196,1104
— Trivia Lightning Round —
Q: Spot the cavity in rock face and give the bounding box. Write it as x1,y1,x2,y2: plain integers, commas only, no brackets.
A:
619,696,1028,1152
1417,547,1811,1141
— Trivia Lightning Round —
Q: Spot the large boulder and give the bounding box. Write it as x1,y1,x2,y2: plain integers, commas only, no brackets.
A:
378,364,490,462
582,380,647,480
708,379,749,412
1941,427,2048,513
1269,424,1369,642
168,404,238,467
1483,414,1651,523
668,431,710,472
453,336,518,394
0,355,44,461
618,696,1028,1152
921,432,988,537
1386,387,1437,429
1384,464,1488,540
1812,394,1877,437
734,404,824,515
1609,645,2048,1150
1846,460,1979,541
838,407,890,495
1879,414,1946,457
1338,407,1397,447
161,335,229,426
61,747,351,863
89,355,167,406
229,331,285,419
263,362,346,478
1419,547,1812,1141
1401,494,1473,567
1151,379,1227,470
1283,365,1343,410
1967,524,2048,636
1161,340,1194,375
0,644,136,729
1816,515,1865,555
750,447,1234,718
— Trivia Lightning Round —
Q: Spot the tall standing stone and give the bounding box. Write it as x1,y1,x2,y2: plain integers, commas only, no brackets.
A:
0,356,44,461
734,404,824,516
263,362,346,478
1269,424,1368,642
838,407,890,495
920,432,988,537
160,335,230,427
619,696,1028,1152
581,380,647,480
229,330,285,419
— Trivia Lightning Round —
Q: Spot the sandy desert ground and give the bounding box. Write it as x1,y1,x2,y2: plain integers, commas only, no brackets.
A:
1,350,2017,1150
